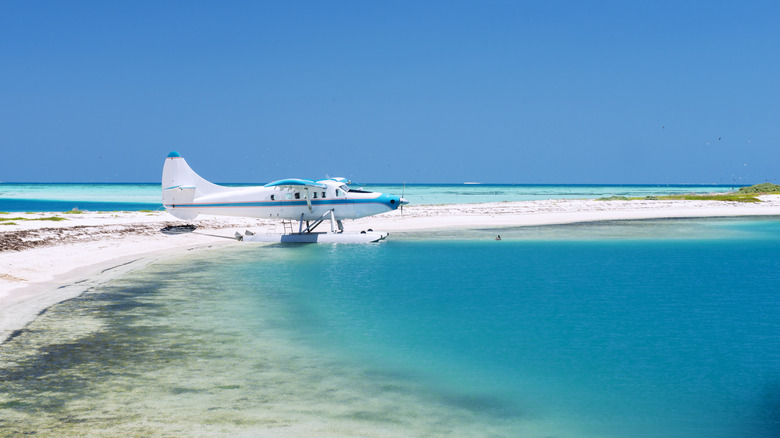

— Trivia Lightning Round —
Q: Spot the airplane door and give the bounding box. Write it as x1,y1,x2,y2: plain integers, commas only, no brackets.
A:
334,188,356,219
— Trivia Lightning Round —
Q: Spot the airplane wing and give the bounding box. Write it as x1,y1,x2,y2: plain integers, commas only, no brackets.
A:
264,179,327,189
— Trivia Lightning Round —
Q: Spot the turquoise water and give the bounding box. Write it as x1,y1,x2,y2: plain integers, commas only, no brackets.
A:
1,218,779,437
0,183,741,211
0,183,163,212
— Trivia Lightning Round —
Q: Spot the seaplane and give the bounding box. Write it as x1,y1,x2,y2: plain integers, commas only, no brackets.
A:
162,151,408,243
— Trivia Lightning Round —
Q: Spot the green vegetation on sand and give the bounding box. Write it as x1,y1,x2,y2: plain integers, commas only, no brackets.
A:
658,194,761,203
0,216,68,223
598,183,780,203
737,183,780,194
597,196,631,201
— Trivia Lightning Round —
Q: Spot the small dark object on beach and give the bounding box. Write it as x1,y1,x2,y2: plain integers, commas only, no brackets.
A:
161,224,198,235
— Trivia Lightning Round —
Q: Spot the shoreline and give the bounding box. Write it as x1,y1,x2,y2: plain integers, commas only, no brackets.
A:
3,195,780,343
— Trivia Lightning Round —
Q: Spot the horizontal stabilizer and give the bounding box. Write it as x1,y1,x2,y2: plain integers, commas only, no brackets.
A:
162,151,231,220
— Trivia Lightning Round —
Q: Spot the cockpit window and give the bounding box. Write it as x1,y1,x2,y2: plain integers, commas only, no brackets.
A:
336,183,370,194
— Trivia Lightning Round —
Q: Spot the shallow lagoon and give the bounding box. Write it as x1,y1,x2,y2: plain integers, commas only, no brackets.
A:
1,218,779,437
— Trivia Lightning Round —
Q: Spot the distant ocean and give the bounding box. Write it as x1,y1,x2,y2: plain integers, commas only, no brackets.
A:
2,218,780,437
0,182,743,212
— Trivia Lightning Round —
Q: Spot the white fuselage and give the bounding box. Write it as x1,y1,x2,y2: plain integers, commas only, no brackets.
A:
161,153,406,221
164,180,402,221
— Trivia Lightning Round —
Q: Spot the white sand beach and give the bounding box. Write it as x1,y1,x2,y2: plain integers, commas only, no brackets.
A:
2,196,780,343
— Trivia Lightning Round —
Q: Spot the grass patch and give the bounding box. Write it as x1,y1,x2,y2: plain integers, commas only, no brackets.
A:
0,216,67,222
0,222,17,225
656,194,761,203
139,209,154,213
63,210,84,214
597,195,631,201
34,216,68,221
598,193,761,203
737,183,780,194
597,182,780,203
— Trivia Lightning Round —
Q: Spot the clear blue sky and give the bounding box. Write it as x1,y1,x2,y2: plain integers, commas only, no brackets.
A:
1,1,778,184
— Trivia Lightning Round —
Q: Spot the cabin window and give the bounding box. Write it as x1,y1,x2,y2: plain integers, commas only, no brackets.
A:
312,192,318,199
294,192,300,199
271,194,275,201
286,193,292,200
322,192,326,198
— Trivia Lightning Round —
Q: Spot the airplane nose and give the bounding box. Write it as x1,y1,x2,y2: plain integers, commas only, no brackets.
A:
400,197,409,205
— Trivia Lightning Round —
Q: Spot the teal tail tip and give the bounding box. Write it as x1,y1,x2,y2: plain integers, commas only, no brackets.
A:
167,151,181,158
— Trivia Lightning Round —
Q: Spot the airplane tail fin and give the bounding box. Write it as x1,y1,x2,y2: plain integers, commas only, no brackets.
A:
161,151,228,220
